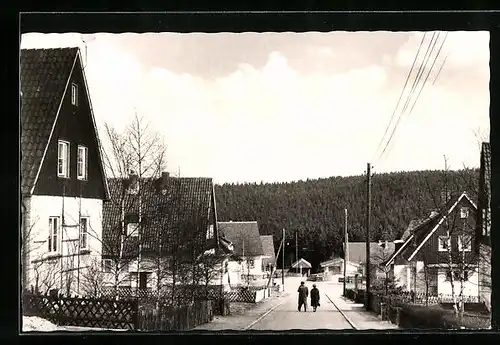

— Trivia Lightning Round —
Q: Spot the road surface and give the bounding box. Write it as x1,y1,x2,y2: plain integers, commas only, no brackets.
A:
247,279,354,330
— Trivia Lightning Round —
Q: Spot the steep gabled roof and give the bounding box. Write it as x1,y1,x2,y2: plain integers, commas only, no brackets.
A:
218,221,264,257
260,235,276,268
102,177,215,259
20,47,110,199
386,191,477,265
20,48,78,195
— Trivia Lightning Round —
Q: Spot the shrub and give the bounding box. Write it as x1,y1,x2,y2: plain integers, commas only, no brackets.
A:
399,304,445,329
398,304,491,329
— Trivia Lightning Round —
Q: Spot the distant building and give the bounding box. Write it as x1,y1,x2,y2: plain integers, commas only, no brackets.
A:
218,221,266,287
260,235,276,272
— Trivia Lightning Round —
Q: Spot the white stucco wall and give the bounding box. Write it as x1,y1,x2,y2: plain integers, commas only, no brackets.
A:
25,195,103,294
393,264,407,289
437,267,479,296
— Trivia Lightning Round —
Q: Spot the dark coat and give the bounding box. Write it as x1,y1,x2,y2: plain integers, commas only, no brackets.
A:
310,287,320,307
297,285,308,303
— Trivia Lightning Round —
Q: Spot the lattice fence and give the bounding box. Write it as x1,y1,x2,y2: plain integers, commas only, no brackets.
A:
22,293,138,330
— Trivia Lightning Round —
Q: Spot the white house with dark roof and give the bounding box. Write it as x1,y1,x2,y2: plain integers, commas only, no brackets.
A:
20,47,110,296
260,235,276,273
384,192,479,297
218,221,266,287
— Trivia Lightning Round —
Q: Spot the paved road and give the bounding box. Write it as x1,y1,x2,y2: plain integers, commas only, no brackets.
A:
248,280,354,330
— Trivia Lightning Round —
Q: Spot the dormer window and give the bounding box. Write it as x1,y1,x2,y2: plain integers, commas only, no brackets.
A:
460,207,469,219
71,83,78,106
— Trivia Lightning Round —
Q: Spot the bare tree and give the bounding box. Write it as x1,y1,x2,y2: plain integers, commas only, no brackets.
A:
79,257,106,297
93,112,167,296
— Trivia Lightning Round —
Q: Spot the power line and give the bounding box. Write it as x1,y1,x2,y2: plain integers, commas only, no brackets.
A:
432,54,449,86
376,32,442,164
370,33,427,162
381,33,449,162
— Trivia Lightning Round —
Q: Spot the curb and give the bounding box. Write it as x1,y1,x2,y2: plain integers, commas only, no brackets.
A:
243,296,288,330
325,293,358,330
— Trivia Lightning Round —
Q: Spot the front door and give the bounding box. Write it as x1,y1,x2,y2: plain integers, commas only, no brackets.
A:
139,272,148,289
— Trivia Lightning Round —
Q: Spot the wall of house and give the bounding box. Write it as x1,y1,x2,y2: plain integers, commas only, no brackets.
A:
26,195,103,294
437,267,479,296
420,197,477,265
33,55,107,199
393,264,407,289
478,243,491,309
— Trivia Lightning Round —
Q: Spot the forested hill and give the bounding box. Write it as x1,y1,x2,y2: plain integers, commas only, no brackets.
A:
214,169,479,270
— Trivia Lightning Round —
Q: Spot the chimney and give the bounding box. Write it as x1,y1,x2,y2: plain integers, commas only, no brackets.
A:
160,171,170,194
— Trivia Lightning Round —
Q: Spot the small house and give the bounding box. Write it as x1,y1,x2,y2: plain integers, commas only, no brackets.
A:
291,258,312,277
218,221,266,287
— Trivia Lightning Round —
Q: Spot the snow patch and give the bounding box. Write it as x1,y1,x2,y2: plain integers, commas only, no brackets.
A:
22,316,60,332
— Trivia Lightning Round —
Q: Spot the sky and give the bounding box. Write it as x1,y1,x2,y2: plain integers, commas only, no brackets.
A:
20,31,490,184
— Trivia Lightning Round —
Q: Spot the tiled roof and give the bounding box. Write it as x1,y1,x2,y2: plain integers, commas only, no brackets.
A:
395,192,477,262
102,177,214,259
20,48,78,194
347,242,396,266
260,235,276,268
218,221,264,257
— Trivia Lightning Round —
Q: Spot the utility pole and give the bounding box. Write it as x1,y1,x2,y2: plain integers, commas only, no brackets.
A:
343,208,348,297
365,163,372,310
282,228,285,287
295,230,299,264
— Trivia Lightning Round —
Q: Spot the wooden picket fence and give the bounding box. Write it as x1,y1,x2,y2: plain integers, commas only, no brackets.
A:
22,293,138,329
137,300,213,331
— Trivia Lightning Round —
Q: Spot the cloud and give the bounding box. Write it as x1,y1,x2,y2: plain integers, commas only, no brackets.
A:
20,33,490,183
395,31,489,73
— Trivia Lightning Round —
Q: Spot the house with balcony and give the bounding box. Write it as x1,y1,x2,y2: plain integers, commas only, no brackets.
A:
20,47,110,296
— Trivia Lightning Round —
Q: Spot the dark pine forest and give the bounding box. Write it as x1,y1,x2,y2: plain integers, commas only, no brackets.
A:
214,169,479,272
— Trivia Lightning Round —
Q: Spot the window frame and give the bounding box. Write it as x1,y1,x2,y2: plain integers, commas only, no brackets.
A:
127,222,139,237
71,82,78,106
79,216,89,250
48,216,60,253
458,234,472,252
206,224,214,239
438,236,451,252
77,145,88,180
57,140,70,178
460,207,469,219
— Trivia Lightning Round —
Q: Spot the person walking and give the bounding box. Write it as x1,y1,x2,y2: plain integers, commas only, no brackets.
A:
297,281,309,312
310,284,320,312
